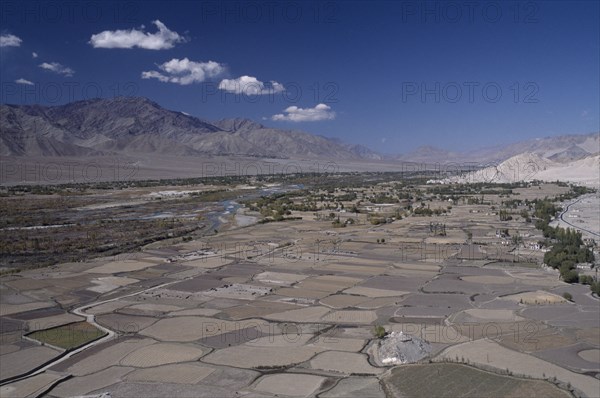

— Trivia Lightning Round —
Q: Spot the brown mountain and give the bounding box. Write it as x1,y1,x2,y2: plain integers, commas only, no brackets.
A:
0,97,381,160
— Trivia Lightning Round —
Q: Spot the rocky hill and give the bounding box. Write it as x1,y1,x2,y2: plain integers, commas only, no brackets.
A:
438,153,599,187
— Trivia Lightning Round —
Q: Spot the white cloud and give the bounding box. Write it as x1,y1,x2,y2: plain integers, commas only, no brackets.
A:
272,103,336,122
32,52,38,58
0,33,22,47
219,75,285,95
141,58,224,85
90,20,185,50
15,78,34,86
39,62,75,77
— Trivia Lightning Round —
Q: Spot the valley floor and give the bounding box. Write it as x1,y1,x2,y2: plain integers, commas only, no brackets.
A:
1,183,598,398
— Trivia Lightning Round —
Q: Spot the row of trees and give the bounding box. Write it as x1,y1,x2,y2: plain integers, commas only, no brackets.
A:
413,206,448,216
535,199,598,294
543,227,595,282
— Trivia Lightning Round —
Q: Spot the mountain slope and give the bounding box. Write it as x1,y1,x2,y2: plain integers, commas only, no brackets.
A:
536,155,600,186
439,153,599,187
400,133,599,163
2,97,595,167
0,98,378,160
547,144,593,162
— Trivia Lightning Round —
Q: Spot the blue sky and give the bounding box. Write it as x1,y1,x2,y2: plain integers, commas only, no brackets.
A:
0,0,598,154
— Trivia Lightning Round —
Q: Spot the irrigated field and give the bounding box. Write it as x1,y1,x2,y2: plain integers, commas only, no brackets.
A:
382,363,571,398
27,322,106,350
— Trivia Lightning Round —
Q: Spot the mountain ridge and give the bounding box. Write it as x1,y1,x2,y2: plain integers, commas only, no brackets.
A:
0,97,381,160
1,97,597,164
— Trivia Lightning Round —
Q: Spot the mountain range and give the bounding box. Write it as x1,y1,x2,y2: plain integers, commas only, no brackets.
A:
0,97,381,160
1,97,598,165
396,134,599,164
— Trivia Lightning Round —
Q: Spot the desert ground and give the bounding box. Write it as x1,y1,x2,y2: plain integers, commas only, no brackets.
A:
551,193,600,243
0,178,598,398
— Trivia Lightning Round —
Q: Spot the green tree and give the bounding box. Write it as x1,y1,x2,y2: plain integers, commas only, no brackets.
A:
561,269,579,284
373,325,386,339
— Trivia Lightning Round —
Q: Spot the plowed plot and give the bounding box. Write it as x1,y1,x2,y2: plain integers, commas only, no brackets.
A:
579,349,600,363
126,363,214,384
253,373,327,396
0,345,60,380
27,321,105,350
85,260,156,274
120,343,206,367
383,363,570,398
0,372,66,398
503,291,566,305
497,323,575,352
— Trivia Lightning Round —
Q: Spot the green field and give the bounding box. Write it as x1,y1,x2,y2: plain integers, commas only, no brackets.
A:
383,363,572,398
27,322,106,350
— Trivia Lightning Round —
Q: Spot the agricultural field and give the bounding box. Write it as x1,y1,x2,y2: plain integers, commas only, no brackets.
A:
26,321,105,350
382,363,571,398
0,176,598,397
2,1,598,396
